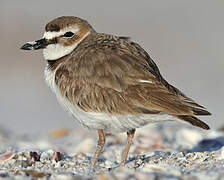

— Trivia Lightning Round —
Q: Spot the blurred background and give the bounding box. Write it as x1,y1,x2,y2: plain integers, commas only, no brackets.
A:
0,0,223,134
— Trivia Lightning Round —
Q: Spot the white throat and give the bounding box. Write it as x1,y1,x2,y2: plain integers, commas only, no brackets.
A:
43,29,90,60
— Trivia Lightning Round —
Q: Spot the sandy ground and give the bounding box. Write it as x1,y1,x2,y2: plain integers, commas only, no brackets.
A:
0,123,224,180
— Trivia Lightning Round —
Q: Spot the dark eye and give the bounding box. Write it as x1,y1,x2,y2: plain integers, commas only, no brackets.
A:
63,31,74,38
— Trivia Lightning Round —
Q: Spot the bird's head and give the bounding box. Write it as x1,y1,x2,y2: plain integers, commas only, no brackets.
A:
21,16,94,60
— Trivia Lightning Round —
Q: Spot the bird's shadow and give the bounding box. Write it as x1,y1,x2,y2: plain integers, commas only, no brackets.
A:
190,136,224,152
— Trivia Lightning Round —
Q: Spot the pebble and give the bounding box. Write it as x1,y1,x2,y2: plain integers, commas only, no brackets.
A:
176,129,203,148
0,153,15,162
40,149,55,162
215,146,224,160
191,138,224,152
53,151,62,162
0,124,224,180
49,128,69,140
50,174,83,180
142,164,166,173
73,138,95,153
0,171,9,178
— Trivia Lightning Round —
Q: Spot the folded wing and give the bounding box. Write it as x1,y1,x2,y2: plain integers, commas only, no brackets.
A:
55,35,211,129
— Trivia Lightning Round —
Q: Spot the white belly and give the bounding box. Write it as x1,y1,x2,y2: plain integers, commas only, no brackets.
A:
64,106,175,133
44,67,175,133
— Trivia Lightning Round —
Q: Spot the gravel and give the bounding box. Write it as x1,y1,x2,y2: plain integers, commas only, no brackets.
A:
0,123,224,180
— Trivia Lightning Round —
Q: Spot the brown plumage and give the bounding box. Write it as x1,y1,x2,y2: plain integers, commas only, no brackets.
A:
21,16,211,167
50,32,210,129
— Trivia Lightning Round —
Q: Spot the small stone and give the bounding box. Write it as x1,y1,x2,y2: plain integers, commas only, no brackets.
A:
50,128,69,140
73,152,87,160
176,152,184,158
135,134,163,151
215,146,224,160
97,173,110,180
73,138,95,153
40,149,55,162
176,129,203,149
0,172,8,178
30,151,40,161
53,151,62,162
186,152,194,160
104,159,116,169
154,151,170,157
14,160,30,168
142,164,165,173
192,139,223,152
23,170,49,179
167,168,181,177
0,153,14,162
136,172,156,180
50,173,81,180
55,161,64,168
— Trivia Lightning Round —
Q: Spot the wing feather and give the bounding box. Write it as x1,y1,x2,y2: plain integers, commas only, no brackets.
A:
54,34,210,128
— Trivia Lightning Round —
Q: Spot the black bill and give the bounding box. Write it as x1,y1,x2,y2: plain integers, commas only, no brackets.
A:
21,38,50,50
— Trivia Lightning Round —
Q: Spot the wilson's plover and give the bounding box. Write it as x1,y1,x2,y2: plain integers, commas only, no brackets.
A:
21,16,211,167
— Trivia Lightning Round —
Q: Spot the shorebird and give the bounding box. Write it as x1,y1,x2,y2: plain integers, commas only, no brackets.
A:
21,16,211,168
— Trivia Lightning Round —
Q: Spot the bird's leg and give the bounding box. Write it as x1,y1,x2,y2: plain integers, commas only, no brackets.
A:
91,129,105,168
121,129,136,165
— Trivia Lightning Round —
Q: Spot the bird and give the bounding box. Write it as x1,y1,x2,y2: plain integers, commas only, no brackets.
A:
21,16,211,168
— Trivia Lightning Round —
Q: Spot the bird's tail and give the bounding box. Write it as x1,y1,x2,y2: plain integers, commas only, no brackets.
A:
176,115,210,130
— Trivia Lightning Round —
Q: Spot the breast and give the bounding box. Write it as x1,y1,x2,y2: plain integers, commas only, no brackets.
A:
44,65,105,130
44,66,57,93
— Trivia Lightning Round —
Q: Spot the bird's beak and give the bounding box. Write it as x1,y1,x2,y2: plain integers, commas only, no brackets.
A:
20,38,50,50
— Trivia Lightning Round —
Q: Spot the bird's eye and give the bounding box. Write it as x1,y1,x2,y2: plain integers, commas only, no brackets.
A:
63,31,75,38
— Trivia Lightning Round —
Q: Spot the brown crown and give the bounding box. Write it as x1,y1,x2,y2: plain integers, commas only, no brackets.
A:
45,16,94,32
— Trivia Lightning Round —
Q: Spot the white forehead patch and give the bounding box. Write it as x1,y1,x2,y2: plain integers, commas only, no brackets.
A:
43,25,80,39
